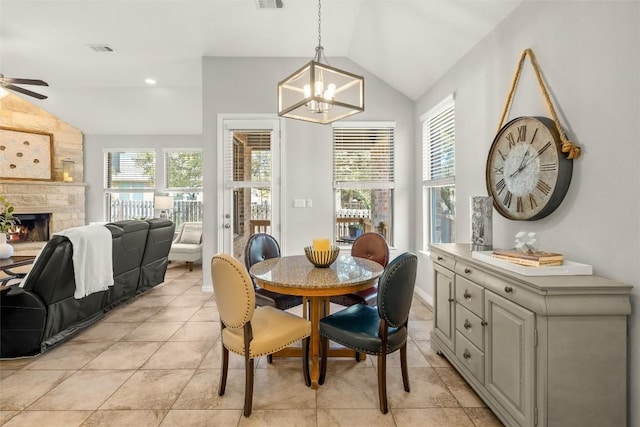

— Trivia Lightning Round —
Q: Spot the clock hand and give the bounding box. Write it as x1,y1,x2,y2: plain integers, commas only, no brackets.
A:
519,147,544,171
509,150,531,178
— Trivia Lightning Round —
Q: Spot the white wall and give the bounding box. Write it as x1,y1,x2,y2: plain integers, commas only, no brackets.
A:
414,1,640,424
201,57,415,290
84,135,204,223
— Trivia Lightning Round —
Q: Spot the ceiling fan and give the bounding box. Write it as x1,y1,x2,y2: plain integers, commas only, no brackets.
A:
0,74,49,99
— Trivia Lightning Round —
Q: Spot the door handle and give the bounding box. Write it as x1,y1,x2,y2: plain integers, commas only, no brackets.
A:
463,290,471,299
223,224,231,229
463,319,471,330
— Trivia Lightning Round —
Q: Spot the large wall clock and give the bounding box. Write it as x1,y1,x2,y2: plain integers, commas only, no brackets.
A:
485,116,573,220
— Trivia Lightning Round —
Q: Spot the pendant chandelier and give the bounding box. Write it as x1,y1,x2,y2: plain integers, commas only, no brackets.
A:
277,0,364,124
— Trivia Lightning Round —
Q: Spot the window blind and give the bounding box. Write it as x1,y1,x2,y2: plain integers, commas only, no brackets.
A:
105,150,155,189
333,125,395,189
422,95,455,185
223,130,272,188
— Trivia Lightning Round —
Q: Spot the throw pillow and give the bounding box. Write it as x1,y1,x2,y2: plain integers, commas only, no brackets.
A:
179,223,202,245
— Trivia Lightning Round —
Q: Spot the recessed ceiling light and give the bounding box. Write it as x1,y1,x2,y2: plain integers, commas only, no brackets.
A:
145,78,156,85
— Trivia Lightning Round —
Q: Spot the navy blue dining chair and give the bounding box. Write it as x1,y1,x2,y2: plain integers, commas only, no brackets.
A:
318,252,418,413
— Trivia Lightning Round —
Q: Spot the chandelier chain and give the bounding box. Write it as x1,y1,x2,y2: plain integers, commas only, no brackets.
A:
317,0,322,48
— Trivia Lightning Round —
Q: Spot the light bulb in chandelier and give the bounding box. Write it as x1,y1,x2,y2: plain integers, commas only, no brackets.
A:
302,81,337,113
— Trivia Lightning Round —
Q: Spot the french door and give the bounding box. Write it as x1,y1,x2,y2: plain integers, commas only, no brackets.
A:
217,116,281,265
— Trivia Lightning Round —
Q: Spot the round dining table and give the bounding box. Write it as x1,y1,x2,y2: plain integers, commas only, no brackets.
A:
249,254,384,389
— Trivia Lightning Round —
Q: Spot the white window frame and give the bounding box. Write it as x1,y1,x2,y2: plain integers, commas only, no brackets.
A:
421,94,456,249
332,121,395,246
103,148,156,221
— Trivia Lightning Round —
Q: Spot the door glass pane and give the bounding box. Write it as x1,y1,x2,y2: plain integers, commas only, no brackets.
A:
229,130,272,263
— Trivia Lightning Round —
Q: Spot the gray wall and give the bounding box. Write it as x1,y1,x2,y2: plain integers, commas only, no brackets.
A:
201,56,415,290
414,1,639,424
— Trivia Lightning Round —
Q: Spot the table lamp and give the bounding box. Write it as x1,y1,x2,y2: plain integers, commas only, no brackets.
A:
154,196,173,219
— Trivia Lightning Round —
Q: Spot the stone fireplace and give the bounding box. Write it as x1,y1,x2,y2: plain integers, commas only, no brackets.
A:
1,92,86,255
1,181,86,253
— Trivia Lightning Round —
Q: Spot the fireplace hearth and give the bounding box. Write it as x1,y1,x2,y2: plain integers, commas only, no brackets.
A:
8,213,51,243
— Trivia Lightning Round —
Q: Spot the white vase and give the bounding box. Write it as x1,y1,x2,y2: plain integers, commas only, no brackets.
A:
0,233,14,259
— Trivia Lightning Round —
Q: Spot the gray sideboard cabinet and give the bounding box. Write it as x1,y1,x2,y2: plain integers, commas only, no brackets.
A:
429,243,632,427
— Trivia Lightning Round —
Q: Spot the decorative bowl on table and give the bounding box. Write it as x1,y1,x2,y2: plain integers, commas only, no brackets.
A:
304,246,340,268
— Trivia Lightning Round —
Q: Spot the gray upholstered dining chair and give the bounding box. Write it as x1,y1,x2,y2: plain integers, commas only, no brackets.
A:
318,252,417,414
210,253,311,417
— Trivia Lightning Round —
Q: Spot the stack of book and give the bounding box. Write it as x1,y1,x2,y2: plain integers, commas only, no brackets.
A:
491,249,564,267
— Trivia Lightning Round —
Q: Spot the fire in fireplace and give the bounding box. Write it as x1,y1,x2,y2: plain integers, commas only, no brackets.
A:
8,213,51,243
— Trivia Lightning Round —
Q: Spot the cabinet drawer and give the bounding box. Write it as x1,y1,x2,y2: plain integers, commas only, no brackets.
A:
456,276,484,317
455,260,488,285
430,250,455,271
455,331,484,384
456,303,484,350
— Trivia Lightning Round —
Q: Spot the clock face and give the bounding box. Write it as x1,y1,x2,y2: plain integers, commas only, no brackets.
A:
485,116,573,220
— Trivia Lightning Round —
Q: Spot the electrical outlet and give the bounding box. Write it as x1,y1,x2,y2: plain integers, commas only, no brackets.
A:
293,199,306,208
306,199,313,208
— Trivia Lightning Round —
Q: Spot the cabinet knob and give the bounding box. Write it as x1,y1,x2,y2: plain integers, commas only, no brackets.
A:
463,290,471,299
463,350,471,360
464,268,472,274
481,320,488,326
448,298,454,303
464,319,472,330
504,286,513,293
437,256,444,261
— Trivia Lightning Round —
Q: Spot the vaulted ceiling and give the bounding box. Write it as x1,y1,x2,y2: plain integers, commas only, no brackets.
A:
0,0,522,134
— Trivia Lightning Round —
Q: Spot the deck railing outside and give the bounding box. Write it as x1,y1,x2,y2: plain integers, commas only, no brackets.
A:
109,200,203,229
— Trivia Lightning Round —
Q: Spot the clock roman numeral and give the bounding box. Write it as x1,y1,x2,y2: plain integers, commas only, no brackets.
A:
503,191,513,209
529,128,538,144
506,132,516,148
536,179,552,195
529,193,538,209
498,149,506,161
538,141,552,156
540,162,557,171
496,178,506,195
516,196,523,213
494,166,504,175
517,125,527,142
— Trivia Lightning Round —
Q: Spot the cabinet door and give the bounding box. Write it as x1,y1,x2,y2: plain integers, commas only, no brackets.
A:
433,265,455,350
485,290,535,426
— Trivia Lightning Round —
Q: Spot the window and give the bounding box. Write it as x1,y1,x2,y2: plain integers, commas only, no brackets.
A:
333,122,395,245
163,149,204,228
422,95,456,248
105,150,155,221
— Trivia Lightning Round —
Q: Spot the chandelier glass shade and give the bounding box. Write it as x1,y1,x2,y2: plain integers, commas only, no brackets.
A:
277,1,364,124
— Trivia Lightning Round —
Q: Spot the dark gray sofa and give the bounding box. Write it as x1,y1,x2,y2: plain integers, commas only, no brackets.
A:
0,219,175,358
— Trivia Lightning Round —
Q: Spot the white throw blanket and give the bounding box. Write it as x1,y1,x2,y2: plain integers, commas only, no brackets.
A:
55,224,114,299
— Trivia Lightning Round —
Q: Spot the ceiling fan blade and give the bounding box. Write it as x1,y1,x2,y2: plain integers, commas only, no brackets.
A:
2,77,48,86
4,84,48,99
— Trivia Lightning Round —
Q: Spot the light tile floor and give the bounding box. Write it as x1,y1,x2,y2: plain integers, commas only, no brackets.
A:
0,264,503,427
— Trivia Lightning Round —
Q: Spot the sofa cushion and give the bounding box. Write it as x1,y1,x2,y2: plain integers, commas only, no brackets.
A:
180,223,202,244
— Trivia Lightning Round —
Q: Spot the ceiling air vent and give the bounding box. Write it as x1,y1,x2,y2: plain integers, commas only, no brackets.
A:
256,0,283,9
87,44,115,53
